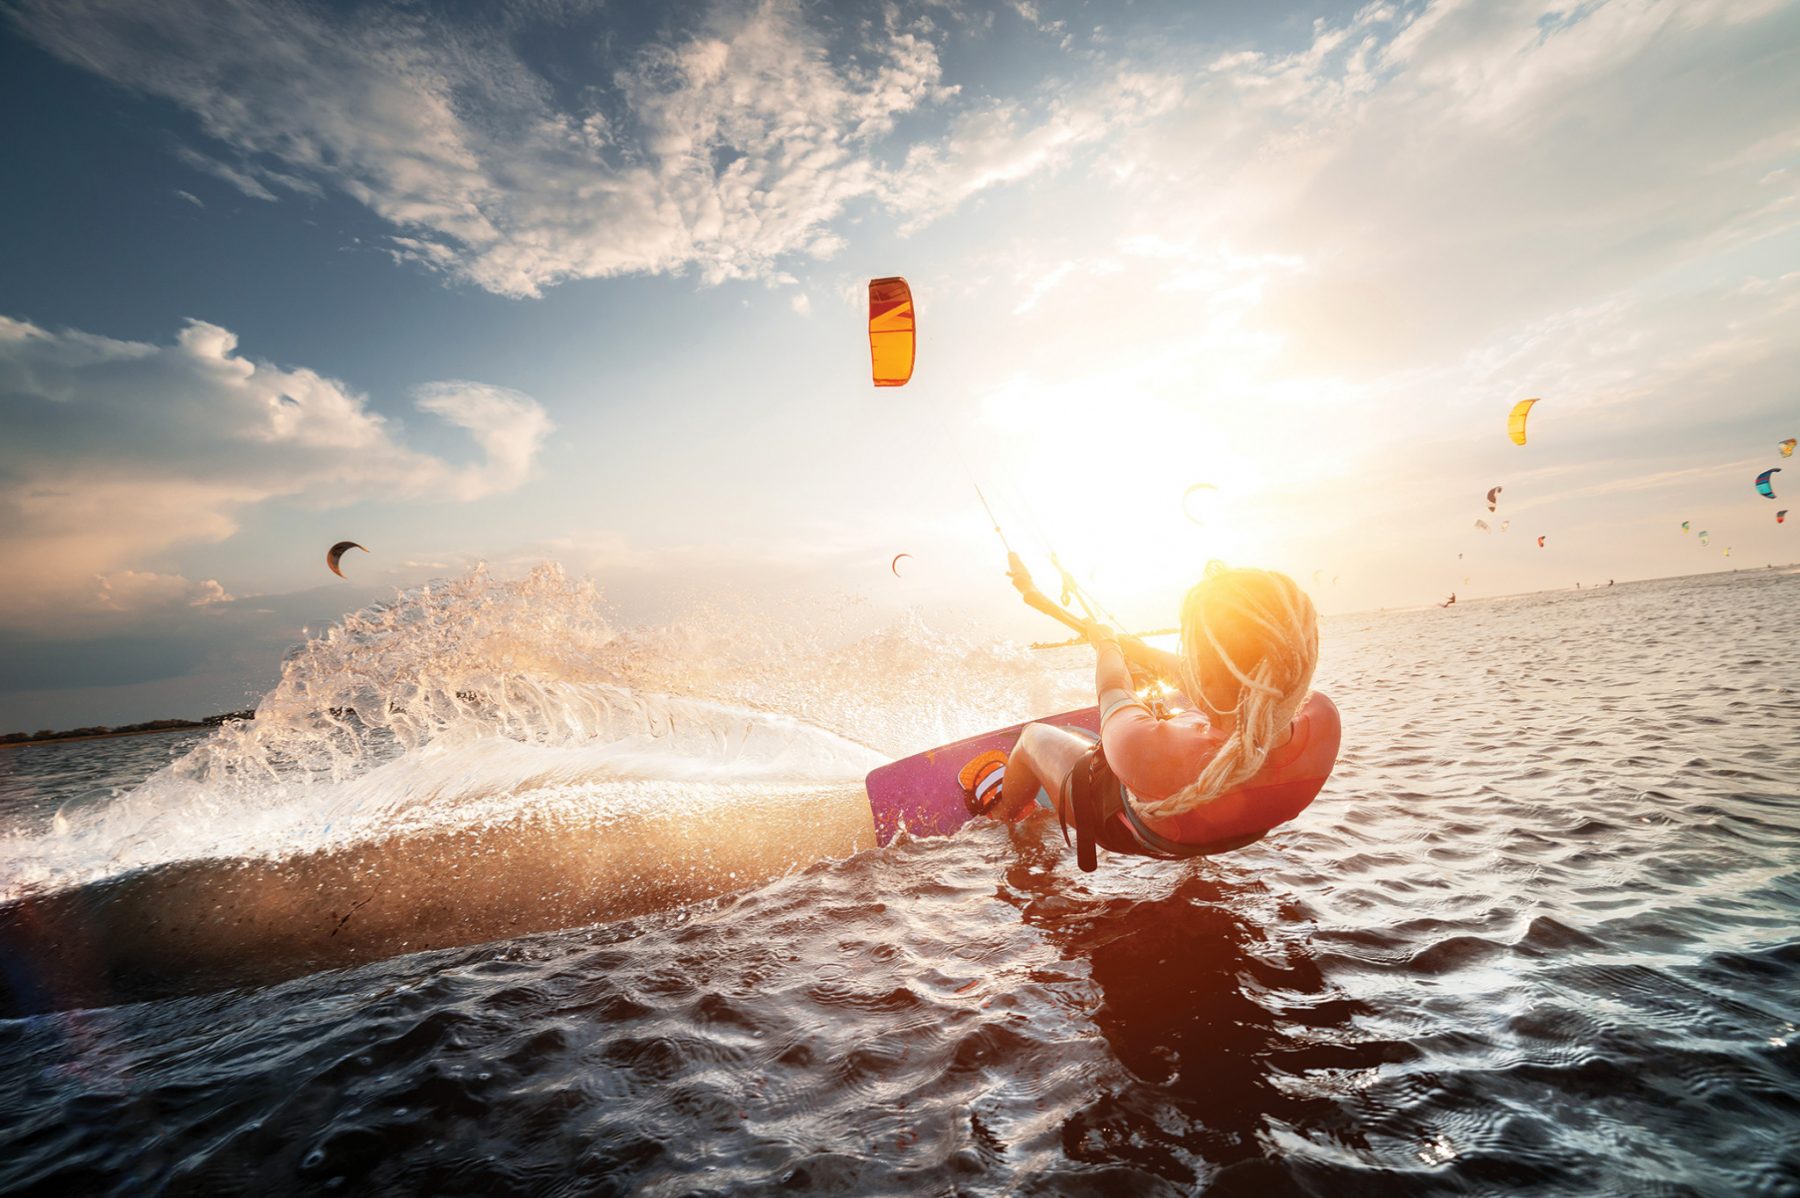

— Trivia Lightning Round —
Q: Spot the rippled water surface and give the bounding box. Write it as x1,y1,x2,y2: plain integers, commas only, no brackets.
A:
2,569,1798,1195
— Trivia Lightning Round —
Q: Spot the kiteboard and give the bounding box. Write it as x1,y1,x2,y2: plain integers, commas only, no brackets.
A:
864,707,1100,845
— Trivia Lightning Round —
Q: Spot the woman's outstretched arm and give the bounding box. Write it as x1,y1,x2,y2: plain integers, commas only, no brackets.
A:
1088,626,1142,721
1118,634,1181,684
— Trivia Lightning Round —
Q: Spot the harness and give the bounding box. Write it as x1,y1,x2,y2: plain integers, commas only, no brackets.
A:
1060,742,1267,872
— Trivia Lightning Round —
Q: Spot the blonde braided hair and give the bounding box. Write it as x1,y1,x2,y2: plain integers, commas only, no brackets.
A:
1133,562,1319,820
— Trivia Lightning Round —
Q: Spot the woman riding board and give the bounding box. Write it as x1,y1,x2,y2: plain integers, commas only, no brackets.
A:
993,562,1339,869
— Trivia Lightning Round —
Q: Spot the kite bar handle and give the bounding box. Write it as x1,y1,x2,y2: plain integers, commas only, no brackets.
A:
1011,556,1176,692
1022,587,1089,634
1007,549,1176,691
986,495,1110,640
1009,551,1090,635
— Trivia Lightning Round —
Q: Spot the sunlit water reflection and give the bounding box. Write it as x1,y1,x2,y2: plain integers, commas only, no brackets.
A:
2,568,1796,1194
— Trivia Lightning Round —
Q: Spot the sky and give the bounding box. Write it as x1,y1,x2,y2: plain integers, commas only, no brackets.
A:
1,0,1796,731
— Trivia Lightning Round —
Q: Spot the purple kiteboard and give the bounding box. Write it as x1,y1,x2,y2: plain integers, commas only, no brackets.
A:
864,707,1100,846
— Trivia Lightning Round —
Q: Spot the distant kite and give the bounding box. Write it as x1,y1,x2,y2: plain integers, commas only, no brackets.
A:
1474,519,1489,532
1755,467,1780,498
890,552,913,577
868,277,915,387
1723,547,1732,557
1536,535,1546,548
1499,520,1510,532
1698,531,1710,546
1781,438,1796,458
1681,521,1690,533
1507,398,1539,446
1777,510,1788,524
326,541,367,578
1486,486,1502,512
1182,483,1219,525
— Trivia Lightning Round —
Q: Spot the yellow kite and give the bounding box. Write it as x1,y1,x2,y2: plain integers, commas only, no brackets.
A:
1507,398,1539,446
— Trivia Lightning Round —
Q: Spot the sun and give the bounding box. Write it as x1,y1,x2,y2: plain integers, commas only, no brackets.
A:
967,388,1276,629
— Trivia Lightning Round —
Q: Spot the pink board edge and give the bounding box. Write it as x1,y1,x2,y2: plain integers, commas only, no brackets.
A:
863,707,1101,846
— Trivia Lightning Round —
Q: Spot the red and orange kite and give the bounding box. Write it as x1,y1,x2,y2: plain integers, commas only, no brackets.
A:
868,277,915,387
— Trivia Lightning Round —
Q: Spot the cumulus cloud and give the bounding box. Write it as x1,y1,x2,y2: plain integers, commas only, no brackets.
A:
7,0,1793,630
15,0,1783,325
916,0,1798,609
0,316,550,625
9,0,968,296
951,2,1796,476
887,69,1184,230
8,0,1194,299
92,571,235,613
412,382,555,501
1101,0,1800,373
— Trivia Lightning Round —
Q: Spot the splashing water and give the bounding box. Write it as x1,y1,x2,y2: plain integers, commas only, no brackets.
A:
2,565,1080,899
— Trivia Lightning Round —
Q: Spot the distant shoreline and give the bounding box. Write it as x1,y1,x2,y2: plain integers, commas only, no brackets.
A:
0,711,254,751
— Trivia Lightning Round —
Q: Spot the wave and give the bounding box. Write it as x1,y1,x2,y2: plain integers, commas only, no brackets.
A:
3,564,1080,899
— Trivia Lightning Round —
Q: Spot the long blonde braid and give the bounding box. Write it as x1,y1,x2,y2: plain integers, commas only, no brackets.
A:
1133,563,1319,820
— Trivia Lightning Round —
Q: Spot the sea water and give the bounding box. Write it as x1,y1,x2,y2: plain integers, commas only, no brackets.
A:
1,566,1796,1194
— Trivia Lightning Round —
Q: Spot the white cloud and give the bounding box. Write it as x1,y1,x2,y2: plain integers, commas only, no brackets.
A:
12,0,966,297
888,69,1184,229
92,571,235,613
0,316,551,626
413,382,556,502
922,0,1799,611
8,0,1796,623
173,146,277,202
1113,0,1800,374
10,0,1197,298
19,0,1784,332
172,145,327,203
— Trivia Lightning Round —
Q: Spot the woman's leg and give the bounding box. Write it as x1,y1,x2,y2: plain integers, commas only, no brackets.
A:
994,722,1094,821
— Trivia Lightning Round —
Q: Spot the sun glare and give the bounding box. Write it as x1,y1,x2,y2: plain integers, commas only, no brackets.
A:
969,383,1283,626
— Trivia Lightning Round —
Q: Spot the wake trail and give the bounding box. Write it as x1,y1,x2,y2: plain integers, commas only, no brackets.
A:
2,563,1082,899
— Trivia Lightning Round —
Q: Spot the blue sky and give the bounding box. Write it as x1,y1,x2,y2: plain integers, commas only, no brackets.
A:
2,0,1797,730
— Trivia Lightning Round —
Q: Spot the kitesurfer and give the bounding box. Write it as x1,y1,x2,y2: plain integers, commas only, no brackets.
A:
989,563,1339,869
